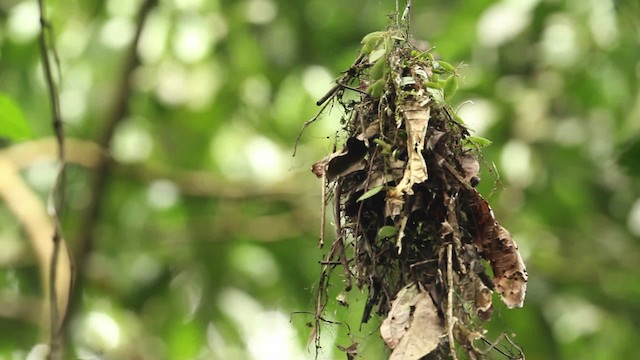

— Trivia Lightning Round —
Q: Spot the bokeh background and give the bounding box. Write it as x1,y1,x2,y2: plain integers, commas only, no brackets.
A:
1,0,639,359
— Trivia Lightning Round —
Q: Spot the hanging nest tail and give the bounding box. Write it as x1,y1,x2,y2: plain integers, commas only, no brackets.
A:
304,24,528,360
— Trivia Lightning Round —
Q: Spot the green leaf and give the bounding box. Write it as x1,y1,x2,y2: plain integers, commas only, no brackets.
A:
360,31,386,55
369,56,387,80
373,138,392,153
426,87,445,105
377,225,397,239
367,79,386,98
0,94,32,140
357,185,384,202
426,81,442,90
361,31,386,45
443,76,458,101
438,61,457,74
464,136,493,149
368,48,387,64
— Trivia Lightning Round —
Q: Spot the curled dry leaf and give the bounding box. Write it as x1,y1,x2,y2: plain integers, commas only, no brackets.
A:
475,284,493,321
381,284,416,349
469,193,528,308
492,225,528,308
381,284,444,360
311,137,367,181
459,153,480,182
394,102,431,195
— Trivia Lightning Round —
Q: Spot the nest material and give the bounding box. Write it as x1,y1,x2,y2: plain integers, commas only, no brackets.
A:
308,27,527,360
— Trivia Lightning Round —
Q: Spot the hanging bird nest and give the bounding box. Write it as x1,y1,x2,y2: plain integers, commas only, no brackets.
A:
301,22,528,360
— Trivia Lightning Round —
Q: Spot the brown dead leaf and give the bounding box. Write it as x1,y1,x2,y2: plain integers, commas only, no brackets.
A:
469,194,528,308
381,284,444,360
385,188,404,218
312,137,368,181
475,285,493,320
460,153,479,182
337,342,359,360
394,102,430,196
356,119,381,141
390,294,443,360
492,225,527,308
381,284,417,349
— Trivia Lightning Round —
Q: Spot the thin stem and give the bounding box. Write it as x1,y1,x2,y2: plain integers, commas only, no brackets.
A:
37,0,68,357
63,0,158,344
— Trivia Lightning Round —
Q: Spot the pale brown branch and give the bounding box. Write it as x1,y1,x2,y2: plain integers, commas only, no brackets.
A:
0,294,43,324
0,137,304,200
0,157,72,341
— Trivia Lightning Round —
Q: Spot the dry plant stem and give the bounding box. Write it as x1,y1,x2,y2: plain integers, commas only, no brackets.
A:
334,181,352,291
65,0,158,337
293,100,333,156
37,0,70,356
1,138,305,201
447,244,459,360
319,173,327,247
481,333,525,360
503,334,526,360
293,54,365,156
312,191,350,351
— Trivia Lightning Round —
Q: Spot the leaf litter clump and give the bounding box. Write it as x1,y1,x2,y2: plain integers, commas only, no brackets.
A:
303,24,528,360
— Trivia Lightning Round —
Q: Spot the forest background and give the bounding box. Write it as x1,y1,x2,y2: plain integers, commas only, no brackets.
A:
0,0,639,359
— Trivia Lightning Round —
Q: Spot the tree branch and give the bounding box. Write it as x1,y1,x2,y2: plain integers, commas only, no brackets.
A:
61,0,158,339
36,0,71,357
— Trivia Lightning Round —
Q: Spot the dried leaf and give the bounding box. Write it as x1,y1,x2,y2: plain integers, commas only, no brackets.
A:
381,284,444,360
311,137,368,181
356,120,381,141
381,284,417,349
460,153,480,182
394,102,430,196
469,193,528,308
475,285,493,320
492,225,528,308
337,342,359,360
385,188,404,218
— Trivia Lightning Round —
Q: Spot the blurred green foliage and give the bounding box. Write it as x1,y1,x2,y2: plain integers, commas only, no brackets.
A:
0,0,639,359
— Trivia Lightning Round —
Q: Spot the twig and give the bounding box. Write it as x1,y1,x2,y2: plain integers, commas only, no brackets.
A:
63,0,158,339
37,0,70,357
319,173,326,247
446,244,459,360
292,100,333,157
333,179,351,291
316,83,368,107
481,333,525,359
293,54,366,156
315,83,340,106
